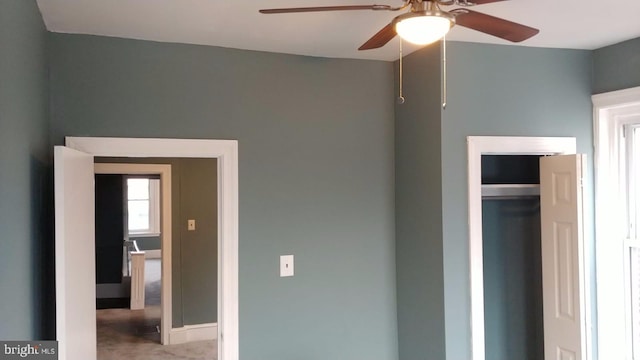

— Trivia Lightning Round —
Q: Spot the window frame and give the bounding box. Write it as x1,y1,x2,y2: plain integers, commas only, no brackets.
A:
626,125,640,359
593,86,640,360
126,177,161,236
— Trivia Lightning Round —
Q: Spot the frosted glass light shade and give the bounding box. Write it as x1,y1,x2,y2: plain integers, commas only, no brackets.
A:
395,15,452,45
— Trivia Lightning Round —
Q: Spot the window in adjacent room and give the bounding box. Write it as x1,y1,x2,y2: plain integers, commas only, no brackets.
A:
127,178,160,235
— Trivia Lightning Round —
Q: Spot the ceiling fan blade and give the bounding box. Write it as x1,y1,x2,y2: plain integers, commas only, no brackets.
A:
468,0,508,4
259,5,392,14
438,0,505,6
359,22,397,50
452,9,539,42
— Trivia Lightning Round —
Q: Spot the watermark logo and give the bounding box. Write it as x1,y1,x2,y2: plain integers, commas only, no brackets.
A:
0,342,57,359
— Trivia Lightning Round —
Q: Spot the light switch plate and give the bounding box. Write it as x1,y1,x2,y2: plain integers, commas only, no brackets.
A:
280,255,294,277
188,219,196,231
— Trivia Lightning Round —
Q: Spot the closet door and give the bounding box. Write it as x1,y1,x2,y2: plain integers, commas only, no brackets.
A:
54,146,96,360
540,154,588,360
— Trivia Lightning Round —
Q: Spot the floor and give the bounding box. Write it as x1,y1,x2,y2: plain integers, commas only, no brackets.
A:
97,259,217,360
144,259,161,306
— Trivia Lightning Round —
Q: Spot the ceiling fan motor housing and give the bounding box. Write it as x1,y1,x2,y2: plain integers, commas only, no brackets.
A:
393,1,456,45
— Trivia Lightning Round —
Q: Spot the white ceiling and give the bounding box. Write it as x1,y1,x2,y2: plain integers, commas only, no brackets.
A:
37,0,640,61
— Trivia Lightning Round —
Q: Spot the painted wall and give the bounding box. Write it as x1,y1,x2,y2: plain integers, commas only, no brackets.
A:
593,37,640,94
0,0,51,340
393,44,446,360
178,158,218,326
48,34,398,359
393,40,594,360
440,42,593,360
391,41,592,360
96,157,218,327
482,198,543,360
131,236,161,251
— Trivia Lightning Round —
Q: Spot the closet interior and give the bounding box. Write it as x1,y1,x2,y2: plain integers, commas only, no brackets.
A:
481,155,544,360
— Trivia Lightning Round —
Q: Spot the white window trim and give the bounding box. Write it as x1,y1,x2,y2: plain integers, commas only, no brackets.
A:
127,178,161,236
593,86,640,360
622,124,640,360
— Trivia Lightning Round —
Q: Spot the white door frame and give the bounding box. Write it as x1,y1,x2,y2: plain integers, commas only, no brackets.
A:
65,137,239,360
467,136,577,360
94,163,172,344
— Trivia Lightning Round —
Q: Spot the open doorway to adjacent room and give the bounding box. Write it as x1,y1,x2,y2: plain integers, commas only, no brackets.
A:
93,159,218,360
94,170,165,349
93,163,169,359
54,137,239,360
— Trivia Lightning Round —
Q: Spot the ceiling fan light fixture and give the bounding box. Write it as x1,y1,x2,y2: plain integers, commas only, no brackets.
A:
394,11,454,45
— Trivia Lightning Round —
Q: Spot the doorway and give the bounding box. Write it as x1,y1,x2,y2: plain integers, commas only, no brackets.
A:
94,163,171,350
54,137,239,360
466,136,591,360
481,154,543,360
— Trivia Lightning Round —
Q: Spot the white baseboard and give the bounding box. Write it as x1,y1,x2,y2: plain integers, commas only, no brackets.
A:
145,249,161,259
169,323,217,345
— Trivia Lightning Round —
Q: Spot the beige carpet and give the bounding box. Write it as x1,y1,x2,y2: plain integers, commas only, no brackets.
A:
97,267,217,360
97,306,217,359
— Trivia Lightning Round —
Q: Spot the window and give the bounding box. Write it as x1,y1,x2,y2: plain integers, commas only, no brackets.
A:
593,87,640,360
627,126,640,359
127,178,160,235
631,247,640,359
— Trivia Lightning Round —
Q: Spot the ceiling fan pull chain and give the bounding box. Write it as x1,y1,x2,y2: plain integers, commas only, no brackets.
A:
398,38,405,104
442,34,447,109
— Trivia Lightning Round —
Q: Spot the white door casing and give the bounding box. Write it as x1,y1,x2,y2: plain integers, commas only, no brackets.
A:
62,137,239,360
54,146,96,360
467,136,578,360
540,154,588,360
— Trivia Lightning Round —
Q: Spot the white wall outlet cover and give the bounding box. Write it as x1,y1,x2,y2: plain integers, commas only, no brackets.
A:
280,255,294,277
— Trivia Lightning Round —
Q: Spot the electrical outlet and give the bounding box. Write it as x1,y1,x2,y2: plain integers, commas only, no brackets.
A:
280,255,294,277
188,219,196,231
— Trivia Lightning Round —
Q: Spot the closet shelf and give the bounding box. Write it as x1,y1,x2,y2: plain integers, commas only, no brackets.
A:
481,184,540,199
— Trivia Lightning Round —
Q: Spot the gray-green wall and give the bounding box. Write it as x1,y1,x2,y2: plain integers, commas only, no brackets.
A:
394,44,446,360
97,157,218,326
4,2,633,353
130,236,161,251
48,34,398,359
482,199,543,360
593,37,640,94
178,158,217,326
0,0,51,340
441,42,594,360
393,41,594,360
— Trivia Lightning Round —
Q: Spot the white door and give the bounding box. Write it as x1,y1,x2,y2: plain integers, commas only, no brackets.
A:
54,146,96,360
540,154,588,360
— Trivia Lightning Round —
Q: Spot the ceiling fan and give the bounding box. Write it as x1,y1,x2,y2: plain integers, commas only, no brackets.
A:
259,0,539,50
